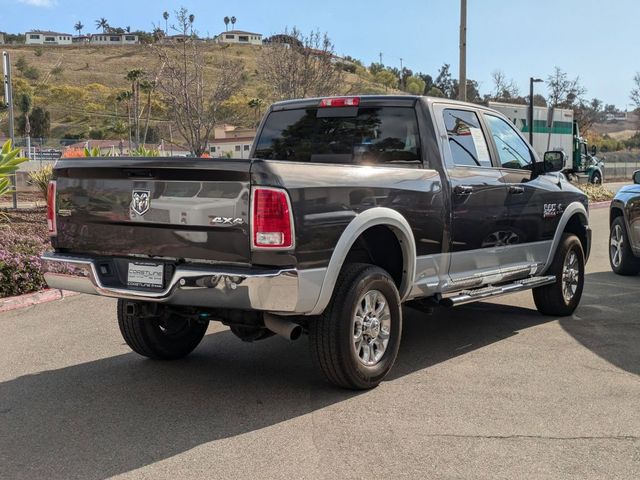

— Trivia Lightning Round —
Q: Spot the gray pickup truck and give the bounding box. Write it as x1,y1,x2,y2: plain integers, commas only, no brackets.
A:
43,95,591,389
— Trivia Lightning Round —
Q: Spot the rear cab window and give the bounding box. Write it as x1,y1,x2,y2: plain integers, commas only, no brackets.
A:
254,103,422,166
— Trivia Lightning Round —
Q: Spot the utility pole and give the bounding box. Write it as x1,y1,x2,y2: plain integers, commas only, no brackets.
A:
399,58,404,89
458,0,467,101
2,51,17,209
529,77,544,146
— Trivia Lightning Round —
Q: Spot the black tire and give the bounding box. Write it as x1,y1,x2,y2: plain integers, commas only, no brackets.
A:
533,234,585,316
309,263,402,390
591,171,602,185
117,300,208,360
609,216,640,275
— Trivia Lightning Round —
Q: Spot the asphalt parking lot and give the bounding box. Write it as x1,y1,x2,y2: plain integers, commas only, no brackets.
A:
1,206,639,480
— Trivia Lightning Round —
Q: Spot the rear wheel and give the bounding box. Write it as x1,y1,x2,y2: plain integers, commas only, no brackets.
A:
533,234,584,316
591,171,602,185
609,217,640,275
309,263,402,390
117,300,208,359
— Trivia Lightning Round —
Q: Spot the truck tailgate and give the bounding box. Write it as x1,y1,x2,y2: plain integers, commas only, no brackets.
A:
52,158,252,264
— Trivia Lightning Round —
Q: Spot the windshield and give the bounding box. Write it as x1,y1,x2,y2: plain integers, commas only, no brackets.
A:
254,106,421,165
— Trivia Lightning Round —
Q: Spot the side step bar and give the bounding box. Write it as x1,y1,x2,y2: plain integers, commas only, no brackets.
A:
440,275,556,307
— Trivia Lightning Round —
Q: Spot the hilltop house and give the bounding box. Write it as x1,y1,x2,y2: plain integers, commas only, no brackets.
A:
89,33,139,45
25,31,73,45
0,32,5,44
214,30,262,46
208,124,256,158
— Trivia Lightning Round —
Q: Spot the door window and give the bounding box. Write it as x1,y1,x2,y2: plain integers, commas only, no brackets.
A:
442,109,492,167
485,115,533,170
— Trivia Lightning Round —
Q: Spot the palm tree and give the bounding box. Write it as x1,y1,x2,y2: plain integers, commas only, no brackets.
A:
230,16,237,30
126,69,146,146
162,11,169,34
116,90,133,148
247,98,264,126
139,79,157,145
188,14,195,25
74,21,84,36
125,26,131,33
95,17,109,33
223,16,230,31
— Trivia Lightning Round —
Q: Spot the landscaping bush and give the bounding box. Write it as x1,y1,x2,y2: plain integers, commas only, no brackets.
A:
28,164,53,202
576,184,615,202
0,228,48,297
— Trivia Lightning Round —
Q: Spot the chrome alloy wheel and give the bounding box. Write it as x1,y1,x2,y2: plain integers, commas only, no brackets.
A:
352,289,391,367
610,224,623,268
562,249,580,302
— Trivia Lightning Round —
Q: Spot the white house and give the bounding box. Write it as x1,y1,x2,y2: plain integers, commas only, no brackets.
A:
25,31,73,45
214,30,262,46
0,32,5,45
90,33,139,45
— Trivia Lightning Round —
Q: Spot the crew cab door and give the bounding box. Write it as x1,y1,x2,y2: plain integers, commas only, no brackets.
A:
482,113,560,264
433,105,512,286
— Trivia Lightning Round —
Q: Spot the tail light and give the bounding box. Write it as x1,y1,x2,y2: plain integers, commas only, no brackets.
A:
47,180,57,236
319,96,360,108
251,187,294,249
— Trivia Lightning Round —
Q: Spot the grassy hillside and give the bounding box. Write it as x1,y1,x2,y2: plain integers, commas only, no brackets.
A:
1,44,396,143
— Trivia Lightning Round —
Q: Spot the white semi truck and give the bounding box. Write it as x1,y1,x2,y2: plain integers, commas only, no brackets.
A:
489,101,604,184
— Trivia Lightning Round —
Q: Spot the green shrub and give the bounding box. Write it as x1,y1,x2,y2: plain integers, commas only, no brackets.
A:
34,47,44,57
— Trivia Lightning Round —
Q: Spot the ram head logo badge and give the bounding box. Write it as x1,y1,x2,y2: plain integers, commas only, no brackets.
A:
131,190,151,216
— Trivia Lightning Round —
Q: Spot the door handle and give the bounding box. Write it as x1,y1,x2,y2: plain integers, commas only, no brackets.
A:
508,185,525,195
454,185,474,196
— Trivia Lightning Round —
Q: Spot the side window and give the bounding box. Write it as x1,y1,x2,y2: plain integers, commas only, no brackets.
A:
485,114,533,170
442,109,492,167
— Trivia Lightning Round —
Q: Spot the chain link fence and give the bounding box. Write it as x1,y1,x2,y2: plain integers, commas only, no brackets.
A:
601,151,640,182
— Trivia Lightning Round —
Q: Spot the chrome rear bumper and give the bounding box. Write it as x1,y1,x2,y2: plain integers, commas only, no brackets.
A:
41,252,302,312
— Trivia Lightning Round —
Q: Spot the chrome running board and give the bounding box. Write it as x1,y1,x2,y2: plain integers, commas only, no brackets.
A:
440,275,556,307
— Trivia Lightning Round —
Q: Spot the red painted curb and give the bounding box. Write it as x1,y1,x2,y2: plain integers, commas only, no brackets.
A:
0,289,80,314
589,200,612,210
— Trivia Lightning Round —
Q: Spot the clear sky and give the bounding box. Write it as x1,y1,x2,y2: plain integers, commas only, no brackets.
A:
1,0,637,107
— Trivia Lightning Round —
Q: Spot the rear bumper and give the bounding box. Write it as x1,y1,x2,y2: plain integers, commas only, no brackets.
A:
42,252,320,313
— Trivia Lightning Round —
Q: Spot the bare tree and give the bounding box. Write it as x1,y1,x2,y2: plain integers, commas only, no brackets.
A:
258,28,343,100
547,66,586,108
630,73,640,130
490,70,519,100
154,8,244,156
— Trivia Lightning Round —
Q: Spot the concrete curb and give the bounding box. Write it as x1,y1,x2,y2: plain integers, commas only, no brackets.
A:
0,289,80,314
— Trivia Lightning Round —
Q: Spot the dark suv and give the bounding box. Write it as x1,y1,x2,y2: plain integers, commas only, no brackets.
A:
43,95,591,389
609,170,640,274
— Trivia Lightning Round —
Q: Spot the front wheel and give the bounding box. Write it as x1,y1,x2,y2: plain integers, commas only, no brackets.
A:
117,300,208,360
533,234,585,316
609,217,640,275
309,263,402,390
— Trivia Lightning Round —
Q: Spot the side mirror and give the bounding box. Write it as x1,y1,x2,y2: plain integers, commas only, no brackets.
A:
542,150,566,173
633,170,640,185
591,145,597,156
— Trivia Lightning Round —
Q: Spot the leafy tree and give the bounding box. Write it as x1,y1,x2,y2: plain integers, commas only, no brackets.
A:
27,107,50,138
405,76,426,95
630,73,640,130
435,64,454,98
368,62,385,76
426,86,445,97
374,70,398,90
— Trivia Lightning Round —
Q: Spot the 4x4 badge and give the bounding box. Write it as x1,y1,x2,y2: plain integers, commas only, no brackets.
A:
131,190,151,216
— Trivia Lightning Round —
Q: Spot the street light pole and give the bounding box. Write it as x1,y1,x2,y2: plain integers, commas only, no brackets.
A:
459,0,467,101
529,77,543,146
2,51,17,209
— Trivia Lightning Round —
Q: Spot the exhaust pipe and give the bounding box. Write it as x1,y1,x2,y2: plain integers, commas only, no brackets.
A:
263,314,302,341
